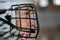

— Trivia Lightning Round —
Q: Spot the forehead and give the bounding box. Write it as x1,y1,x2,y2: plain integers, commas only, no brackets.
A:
20,7,32,10
15,5,33,10
15,5,34,13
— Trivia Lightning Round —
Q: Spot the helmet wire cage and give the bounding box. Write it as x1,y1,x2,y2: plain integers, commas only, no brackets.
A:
0,4,39,40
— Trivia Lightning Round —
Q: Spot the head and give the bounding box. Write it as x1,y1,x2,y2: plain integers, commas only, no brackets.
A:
0,0,39,38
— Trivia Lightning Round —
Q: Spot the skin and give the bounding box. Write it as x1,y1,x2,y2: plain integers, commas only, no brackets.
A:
15,6,36,32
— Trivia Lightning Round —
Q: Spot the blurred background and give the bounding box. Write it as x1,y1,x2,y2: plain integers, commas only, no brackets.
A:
34,0,60,40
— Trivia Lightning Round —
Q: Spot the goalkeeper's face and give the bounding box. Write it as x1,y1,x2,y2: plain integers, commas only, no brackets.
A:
15,5,36,32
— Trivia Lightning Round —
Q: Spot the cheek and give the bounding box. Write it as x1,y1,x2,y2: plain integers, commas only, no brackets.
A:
31,20,35,26
16,19,21,27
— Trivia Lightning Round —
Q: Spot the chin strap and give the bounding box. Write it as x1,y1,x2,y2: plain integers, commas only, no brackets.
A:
18,32,37,40
19,32,31,40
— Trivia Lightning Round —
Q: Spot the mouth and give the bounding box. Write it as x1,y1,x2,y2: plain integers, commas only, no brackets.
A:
16,27,35,33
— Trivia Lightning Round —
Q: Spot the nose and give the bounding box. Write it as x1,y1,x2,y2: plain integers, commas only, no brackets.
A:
23,19,35,29
27,20,35,28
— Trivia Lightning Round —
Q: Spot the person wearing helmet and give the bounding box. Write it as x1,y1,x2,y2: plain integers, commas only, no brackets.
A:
0,0,35,31
0,0,39,40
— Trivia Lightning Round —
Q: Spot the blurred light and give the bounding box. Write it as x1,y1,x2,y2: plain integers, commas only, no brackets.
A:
39,0,49,7
53,0,60,5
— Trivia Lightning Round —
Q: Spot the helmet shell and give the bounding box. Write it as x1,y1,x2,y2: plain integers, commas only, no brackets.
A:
0,0,34,9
